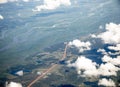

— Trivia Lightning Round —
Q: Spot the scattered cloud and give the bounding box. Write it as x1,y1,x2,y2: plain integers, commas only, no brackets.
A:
5,81,22,87
97,48,108,55
68,56,120,77
98,23,120,44
98,62,119,76
68,22,120,86
33,0,71,11
91,23,120,45
98,78,115,87
102,55,120,66
0,14,4,20
68,56,98,77
108,44,120,51
68,39,91,52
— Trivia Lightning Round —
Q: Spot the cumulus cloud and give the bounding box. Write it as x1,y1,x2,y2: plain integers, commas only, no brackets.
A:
91,23,120,45
33,0,71,11
68,22,120,86
108,44,120,51
97,48,108,55
68,39,91,52
97,48,120,56
98,63,119,76
98,23,120,44
68,56,120,77
92,22,120,55
98,78,115,87
102,55,120,66
5,81,22,87
0,15,4,20
68,56,99,77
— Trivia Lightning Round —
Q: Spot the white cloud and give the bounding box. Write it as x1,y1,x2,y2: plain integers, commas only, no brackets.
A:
102,55,112,63
98,23,120,44
33,0,71,11
97,48,108,55
91,23,120,45
0,15,4,20
5,81,22,87
90,34,97,38
108,44,120,51
102,55,120,66
68,22,120,86
97,48,120,56
68,56,99,77
108,51,120,55
15,70,24,76
68,39,91,52
69,56,120,77
98,78,115,87
98,63,119,76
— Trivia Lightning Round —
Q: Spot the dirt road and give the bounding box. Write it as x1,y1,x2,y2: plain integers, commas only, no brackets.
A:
27,43,68,87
